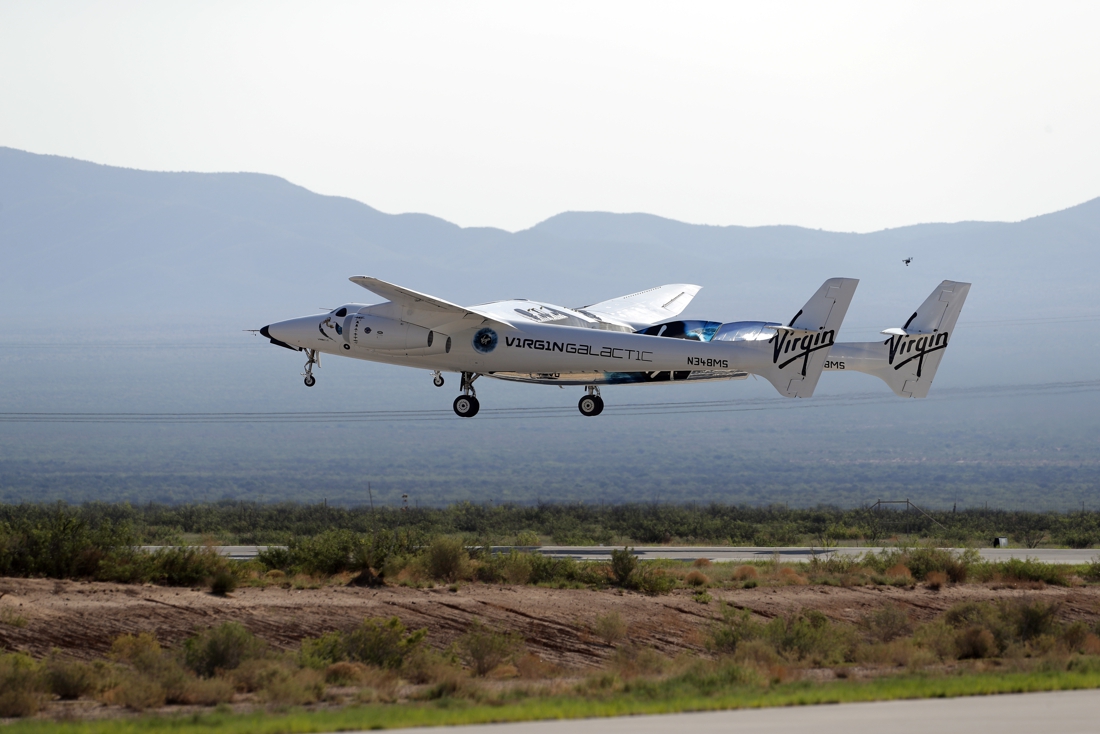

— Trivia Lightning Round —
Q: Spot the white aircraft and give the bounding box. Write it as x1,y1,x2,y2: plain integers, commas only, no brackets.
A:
259,277,970,417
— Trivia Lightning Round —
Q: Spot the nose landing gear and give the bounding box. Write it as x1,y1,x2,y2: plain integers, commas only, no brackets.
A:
453,372,480,417
578,386,604,417
302,349,319,387
432,371,445,388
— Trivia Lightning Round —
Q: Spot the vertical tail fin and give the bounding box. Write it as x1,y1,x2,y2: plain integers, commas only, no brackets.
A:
760,277,859,398
826,280,971,398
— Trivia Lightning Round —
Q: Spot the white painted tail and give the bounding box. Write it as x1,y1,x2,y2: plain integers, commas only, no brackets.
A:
826,280,971,398
758,277,859,398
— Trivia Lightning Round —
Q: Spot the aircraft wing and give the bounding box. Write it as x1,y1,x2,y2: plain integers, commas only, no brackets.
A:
579,284,702,330
349,277,508,331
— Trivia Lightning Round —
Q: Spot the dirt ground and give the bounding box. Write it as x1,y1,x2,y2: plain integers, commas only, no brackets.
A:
4,579,1100,668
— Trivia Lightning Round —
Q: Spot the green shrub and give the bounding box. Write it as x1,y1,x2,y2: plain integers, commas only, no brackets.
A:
956,626,997,659
230,658,294,693
456,621,524,676
943,601,1010,652
473,549,534,584
635,565,676,594
863,604,912,643
94,549,155,583
610,547,638,586
662,659,763,695
286,530,363,576
501,551,534,584
528,554,595,586
178,676,235,705
709,604,763,654
594,611,628,645
515,530,541,546
997,558,1069,586
105,670,167,711
762,610,852,664
300,631,348,669
256,545,293,570
324,661,367,685
147,546,228,586
110,632,166,671
1060,531,1094,549
865,547,973,583
1007,599,1060,641
344,617,427,669
184,622,266,677
1060,620,1091,652
259,668,325,706
44,652,96,699
425,536,469,582
0,653,44,717
209,568,239,596
0,606,28,628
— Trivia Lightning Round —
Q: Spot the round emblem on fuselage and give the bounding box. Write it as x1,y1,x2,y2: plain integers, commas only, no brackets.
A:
472,328,498,354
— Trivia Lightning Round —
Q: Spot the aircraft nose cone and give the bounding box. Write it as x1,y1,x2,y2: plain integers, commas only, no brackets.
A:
260,325,272,339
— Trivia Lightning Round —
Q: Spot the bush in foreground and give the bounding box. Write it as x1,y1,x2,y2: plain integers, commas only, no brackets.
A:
184,622,266,677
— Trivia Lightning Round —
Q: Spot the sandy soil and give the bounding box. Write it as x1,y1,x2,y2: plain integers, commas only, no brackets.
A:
3,579,1100,667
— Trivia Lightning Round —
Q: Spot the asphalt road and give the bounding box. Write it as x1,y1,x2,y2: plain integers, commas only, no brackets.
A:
178,545,1100,564
357,689,1100,734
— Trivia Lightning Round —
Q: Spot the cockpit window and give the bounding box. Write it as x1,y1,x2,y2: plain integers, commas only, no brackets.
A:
334,307,347,318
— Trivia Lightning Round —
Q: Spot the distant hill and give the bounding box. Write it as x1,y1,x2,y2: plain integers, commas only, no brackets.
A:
3,146,1098,341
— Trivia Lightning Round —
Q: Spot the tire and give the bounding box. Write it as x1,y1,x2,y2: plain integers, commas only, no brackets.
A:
579,395,604,417
304,375,316,387
433,375,445,387
453,395,480,417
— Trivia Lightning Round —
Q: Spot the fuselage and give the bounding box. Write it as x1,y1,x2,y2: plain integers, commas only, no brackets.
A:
263,300,792,381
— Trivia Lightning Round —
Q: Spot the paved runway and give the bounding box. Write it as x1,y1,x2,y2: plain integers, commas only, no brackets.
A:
355,689,1100,734
538,545,1100,564
181,545,1100,564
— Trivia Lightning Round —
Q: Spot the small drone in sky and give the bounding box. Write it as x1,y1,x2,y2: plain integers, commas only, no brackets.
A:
903,257,913,266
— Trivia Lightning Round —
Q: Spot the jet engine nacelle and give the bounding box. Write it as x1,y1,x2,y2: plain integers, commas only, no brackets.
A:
349,314,449,354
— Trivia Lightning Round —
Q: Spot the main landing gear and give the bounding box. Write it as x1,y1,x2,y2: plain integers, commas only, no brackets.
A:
302,349,319,387
578,386,604,417
453,372,480,417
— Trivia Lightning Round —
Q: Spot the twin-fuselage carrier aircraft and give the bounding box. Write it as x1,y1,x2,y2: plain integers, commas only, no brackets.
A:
260,277,970,417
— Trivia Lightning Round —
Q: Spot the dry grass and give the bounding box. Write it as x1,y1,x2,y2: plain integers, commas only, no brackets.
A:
684,569,710,587
734,565,759,581
692,558,712,568
926,570,948,590
776,567,808,585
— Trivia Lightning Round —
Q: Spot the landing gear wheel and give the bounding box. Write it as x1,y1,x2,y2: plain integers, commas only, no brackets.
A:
578,395,604,417
453,395,480,418
301,349,319,387
433,373,445,388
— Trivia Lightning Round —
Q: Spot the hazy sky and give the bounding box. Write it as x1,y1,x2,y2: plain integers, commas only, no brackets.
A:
2,1,1098,232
